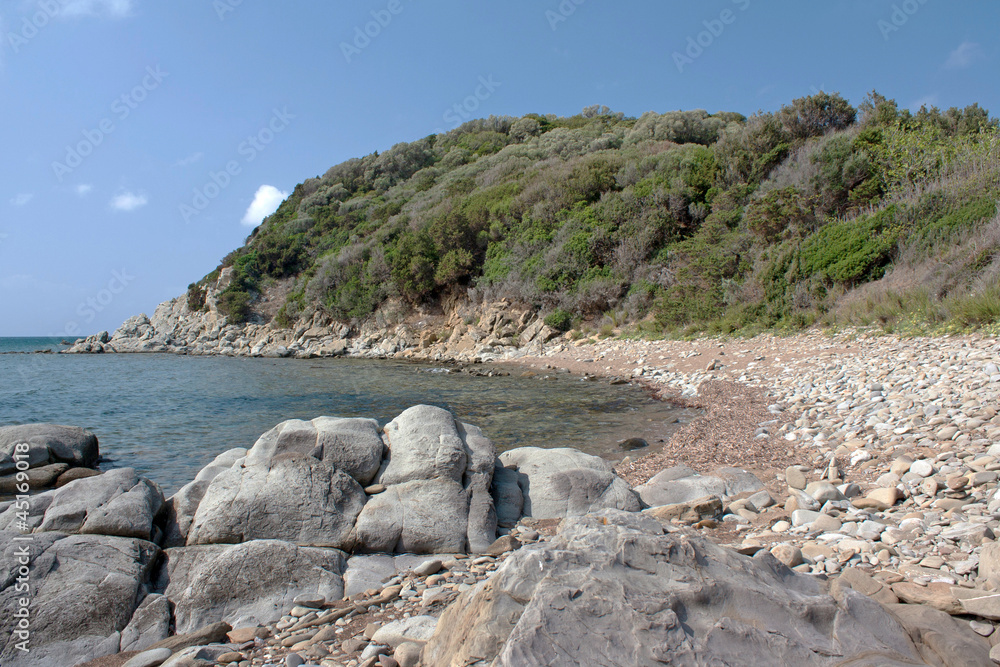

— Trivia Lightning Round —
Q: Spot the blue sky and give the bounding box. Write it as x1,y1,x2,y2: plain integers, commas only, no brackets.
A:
0,0,996,336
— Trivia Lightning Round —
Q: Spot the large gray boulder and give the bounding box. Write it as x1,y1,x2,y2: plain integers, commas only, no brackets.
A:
246,416,384,485
156,539,346,633
119,593,171,652
497,447,639,519
0,531,160,667
634,466,764,508
158,448,247,547
0,468,164,541
0,424,99,473
423,510,968,667
354,405,497,553
186,453,365,548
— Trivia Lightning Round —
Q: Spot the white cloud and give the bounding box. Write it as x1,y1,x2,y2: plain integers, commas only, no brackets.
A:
242,185,289,227
58,0,133,19
75,184,93,196
10,193,33,206
945,41,984,70
174,152,204,167
110,191,148,212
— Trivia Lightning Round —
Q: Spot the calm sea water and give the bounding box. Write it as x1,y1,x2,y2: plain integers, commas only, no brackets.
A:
1,340,692,495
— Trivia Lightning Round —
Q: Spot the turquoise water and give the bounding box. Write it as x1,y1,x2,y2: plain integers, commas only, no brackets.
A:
0,337,73,353
0,348,691,495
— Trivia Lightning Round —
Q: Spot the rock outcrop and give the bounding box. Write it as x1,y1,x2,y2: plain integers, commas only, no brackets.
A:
423,509,988,666
186,453,366,548
355,405,498,554
0,468,164,541
496,447,640,519
154,539,346,633
0,531,161,667
0,425,101,495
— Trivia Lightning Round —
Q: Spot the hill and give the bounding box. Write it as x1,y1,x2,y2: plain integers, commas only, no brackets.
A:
190,92,1000,337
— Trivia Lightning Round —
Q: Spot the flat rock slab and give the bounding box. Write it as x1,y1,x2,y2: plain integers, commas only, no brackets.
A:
157,539,346,634
423,509,954,667
343,554,437,597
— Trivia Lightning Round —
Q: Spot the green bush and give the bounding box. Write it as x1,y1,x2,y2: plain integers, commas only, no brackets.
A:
544,309,573,331
186,283,206,312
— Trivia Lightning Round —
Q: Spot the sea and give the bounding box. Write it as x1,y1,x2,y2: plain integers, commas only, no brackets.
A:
0,337,693,495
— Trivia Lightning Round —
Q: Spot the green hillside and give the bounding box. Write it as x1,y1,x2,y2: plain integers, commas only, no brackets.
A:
193,92,1000,336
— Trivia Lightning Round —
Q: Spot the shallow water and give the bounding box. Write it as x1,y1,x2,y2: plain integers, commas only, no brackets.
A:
1,349,694,495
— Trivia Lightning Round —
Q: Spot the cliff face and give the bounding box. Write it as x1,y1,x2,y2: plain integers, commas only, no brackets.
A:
66,270,564,362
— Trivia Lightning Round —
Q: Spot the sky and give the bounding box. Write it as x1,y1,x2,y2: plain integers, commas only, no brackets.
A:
0,0,996,336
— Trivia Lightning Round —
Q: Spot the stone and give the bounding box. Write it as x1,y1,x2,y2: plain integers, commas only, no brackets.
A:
370,615,439,648
746,489,775,510
634,470,726,507
960,594,1000,621
790,509,822,527
785,466,807,490
804,481,845,503
122,648,174,667
492,463,524,528
156,540,346,634
770,544,804,567
55,466,102,487
157,448,247,547
355,406,497,554
980,541,1000,586
393,642,422,667
0,531,160,667
216,653,244,665
0,423,100,468
186,453,365,549
246,416,385,486
909,459,935,478
712,467,765,497
343,554,430,598
887,603,991,666
499,447,638,519
643,495,722,525
486,534,521,556
292,593,326,609
0,468,164,541
423,509,934,666
146,621,232,652
120,593,171,652
890,582,962,615
865,487,901,507
414,559,443,577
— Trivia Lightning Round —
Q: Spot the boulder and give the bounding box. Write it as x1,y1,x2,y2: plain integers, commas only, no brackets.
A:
0,468,164,541
370,615,439,648
498,447,639,519
423,510,939,667
343,554,439,597
120,593,171,653
492,463,524,528
354,406,497,554
186,453,365,548
157,448,247,547
156,540,346,633
0,424,99,470
246,416,384,485
886,603,990,666
635,467,763,508
0,531,160,667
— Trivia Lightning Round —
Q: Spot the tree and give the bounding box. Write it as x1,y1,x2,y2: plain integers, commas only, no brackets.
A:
778,92,857,141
